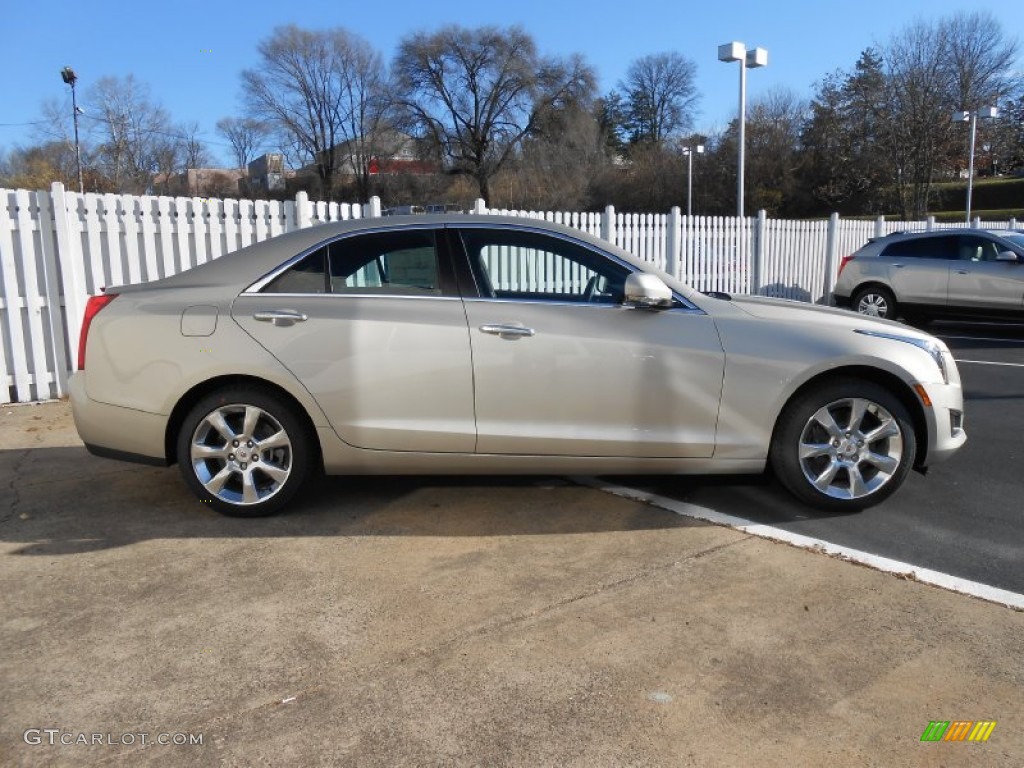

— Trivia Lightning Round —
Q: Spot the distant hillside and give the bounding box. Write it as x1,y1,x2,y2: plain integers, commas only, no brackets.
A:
929,177,1024,219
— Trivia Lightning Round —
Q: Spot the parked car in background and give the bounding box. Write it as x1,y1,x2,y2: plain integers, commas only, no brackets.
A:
383,205,426,215
71,215,966,517
833,228,1024,322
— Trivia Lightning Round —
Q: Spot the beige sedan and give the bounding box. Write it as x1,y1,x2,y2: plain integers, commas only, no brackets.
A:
70,215,966,517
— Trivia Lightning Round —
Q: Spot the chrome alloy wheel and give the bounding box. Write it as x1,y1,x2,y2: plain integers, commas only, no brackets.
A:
190,404,293,506
856,292,889,317
796,397,903,500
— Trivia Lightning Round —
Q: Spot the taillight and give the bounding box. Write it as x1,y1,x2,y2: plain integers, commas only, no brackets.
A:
78,293,119,370
838,254,854,276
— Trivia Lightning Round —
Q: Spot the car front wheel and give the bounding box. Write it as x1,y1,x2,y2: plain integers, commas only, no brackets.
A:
177,386,313,517
852,285,897,320
770,379,916,511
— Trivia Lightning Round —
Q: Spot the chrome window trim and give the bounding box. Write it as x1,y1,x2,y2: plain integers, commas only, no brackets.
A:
463,297,705,313
244,223,444,294
237,291,460,302
450,221,704,312
243,219,704,313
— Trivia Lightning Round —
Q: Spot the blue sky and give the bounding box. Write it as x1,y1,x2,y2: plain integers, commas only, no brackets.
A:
1,0,1020,166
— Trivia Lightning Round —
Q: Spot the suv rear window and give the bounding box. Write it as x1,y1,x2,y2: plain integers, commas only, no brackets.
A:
879,236,958,259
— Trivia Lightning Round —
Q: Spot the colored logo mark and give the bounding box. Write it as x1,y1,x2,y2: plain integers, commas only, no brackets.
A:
920,720,996,742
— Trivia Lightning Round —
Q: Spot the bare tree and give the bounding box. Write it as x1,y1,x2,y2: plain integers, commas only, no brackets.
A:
510,101,607,210
878,12,1020,217
216,117,269,170
393,24,595,204
944,10,1018,111
86,75,175,193
242,25,390,201
333,36,392,202
619,52,700,145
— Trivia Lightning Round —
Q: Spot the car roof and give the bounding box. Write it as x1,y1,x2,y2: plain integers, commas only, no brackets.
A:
882,227,1017,237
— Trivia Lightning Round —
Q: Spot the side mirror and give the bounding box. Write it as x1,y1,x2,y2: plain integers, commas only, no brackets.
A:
623,273,674,309
996,250,1020,262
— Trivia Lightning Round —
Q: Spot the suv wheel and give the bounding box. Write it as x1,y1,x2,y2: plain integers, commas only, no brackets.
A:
852,286,897,319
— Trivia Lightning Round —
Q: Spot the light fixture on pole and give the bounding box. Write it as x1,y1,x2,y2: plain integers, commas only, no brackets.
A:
952,107,998,224
718,42,768,219
682,144,704,217
60,66,84,194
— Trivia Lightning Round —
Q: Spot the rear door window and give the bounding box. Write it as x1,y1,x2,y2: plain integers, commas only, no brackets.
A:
262,230,444,296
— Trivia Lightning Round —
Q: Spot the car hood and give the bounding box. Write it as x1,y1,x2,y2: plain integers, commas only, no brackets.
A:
724,294,939,342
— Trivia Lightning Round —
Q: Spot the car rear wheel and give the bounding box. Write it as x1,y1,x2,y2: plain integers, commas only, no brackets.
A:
770,379,916,511
852,285,897,320
177,386,313,517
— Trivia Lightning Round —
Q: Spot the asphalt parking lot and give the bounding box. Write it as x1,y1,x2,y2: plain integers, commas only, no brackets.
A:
623,319,1024,595
1,321,1023,767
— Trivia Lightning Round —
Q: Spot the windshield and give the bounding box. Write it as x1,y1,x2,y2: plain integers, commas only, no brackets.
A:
1003,234,1024,249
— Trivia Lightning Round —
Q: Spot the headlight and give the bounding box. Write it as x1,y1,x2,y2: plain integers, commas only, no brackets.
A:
854,329,950,384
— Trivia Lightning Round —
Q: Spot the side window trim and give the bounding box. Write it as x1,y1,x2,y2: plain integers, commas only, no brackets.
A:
447,223,701,311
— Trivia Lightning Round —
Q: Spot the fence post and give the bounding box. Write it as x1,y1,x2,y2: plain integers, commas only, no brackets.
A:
666,206,681,279
473,198,487,214
36,188,68,395
367,196,382,218
50,181,88,376
874,216,885,238
295,191,311,229
1011,217,1018,229
753,209,767,294
972,216,981,229
823,212,840,305
601,205,616,245
926,215,935,231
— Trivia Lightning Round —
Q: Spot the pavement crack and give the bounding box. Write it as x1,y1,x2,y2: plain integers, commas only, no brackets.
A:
0,449,31,527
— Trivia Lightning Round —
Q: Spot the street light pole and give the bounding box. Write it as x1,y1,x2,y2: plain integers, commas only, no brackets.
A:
682,144,704,217
60,66,84,194
953,107,998,224
718,43,768,219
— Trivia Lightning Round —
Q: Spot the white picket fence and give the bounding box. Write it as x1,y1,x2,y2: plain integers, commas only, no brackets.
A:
0,181,1017,404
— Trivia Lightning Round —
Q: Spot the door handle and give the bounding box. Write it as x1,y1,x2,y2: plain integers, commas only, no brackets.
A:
479,324,535,338
892,263,905,268
253,310,308,327
955,270,970,275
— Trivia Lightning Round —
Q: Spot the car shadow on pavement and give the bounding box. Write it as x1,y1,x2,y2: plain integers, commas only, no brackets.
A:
1,447,731,555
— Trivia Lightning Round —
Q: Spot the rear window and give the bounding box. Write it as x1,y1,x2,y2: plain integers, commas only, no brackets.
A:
880,236,958,260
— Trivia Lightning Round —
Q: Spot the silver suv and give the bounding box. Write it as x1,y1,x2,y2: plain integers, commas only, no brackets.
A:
833,228,1024,321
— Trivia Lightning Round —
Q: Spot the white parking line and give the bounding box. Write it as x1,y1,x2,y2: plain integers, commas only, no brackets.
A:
954,359,1024,368
939,335,1024,344
573,477,1024,611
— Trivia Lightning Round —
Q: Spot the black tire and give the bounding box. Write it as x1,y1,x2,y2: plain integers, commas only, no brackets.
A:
176,385,314,517
852,285,897,320
770,378,916,512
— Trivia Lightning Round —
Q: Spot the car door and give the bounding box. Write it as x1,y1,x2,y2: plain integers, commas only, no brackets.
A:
879,235,956,307
232,227,476,453
452,225,725,458
947,234,1024,311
